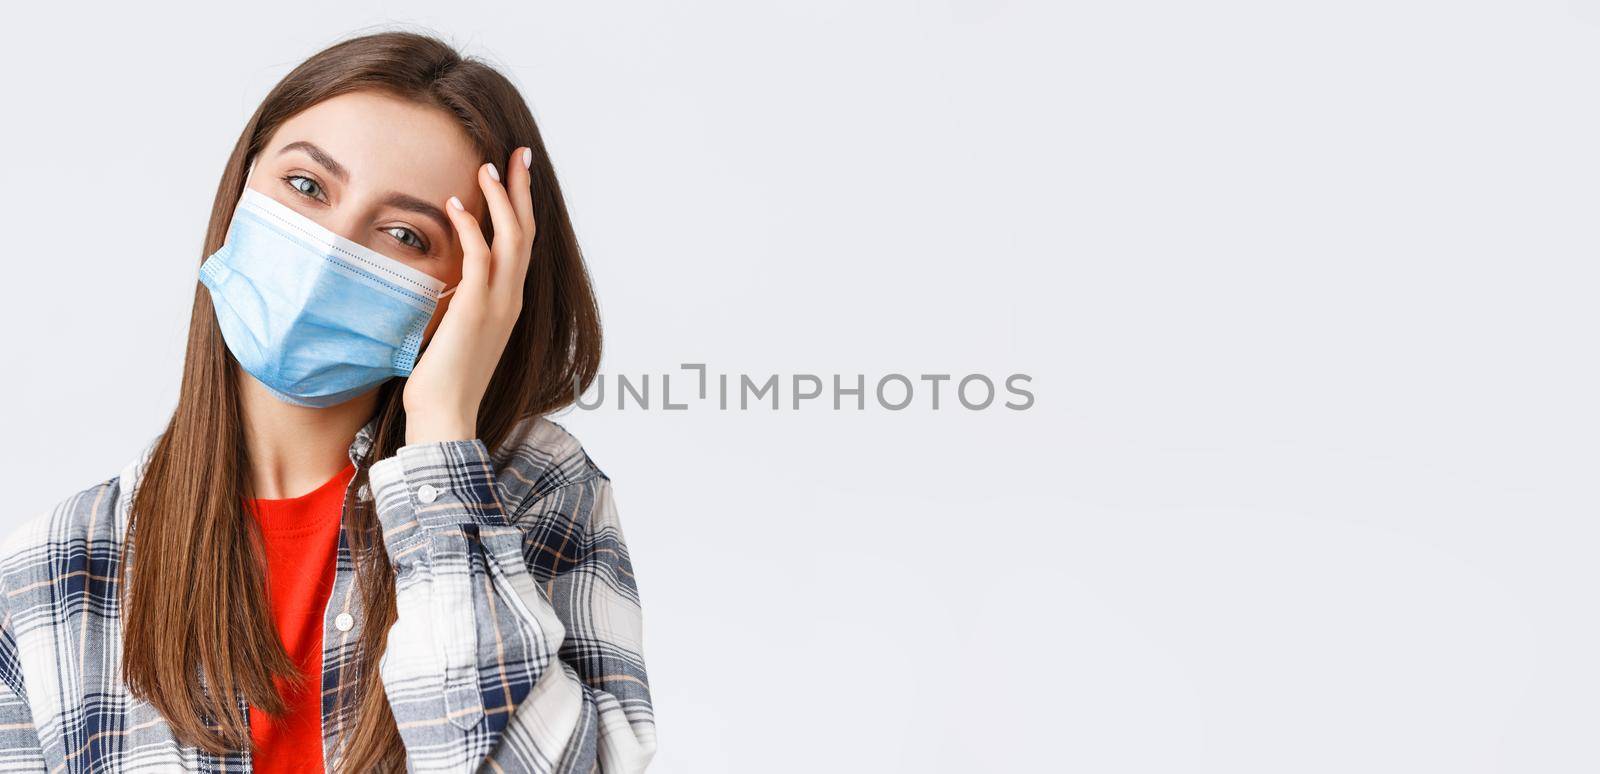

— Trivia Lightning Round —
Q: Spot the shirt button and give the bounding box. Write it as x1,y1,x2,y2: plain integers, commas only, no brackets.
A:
334,613,355,632
417,484,440,504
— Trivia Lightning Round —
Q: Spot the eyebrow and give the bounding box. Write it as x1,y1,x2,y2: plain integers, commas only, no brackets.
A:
379,192,454,240
277,140,348,183
275,140,455,245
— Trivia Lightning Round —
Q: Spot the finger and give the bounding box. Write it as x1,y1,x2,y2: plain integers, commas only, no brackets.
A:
477,162,524,284
507,146,536,237
446,194,490,292
504,147,536,292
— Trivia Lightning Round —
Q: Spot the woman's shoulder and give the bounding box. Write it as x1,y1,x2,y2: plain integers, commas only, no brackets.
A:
489,414,611,516
0,463,135,605
0,435,154,585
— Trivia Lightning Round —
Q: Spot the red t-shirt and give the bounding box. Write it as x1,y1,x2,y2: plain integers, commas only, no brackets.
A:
244,460,354,772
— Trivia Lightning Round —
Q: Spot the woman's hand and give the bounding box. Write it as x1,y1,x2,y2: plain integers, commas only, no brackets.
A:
403,146,537,445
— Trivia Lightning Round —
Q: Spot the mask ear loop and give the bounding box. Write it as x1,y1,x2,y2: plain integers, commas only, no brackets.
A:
437,284,458,301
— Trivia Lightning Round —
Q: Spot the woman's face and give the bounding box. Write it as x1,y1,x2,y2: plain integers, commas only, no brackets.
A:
245,90,487,341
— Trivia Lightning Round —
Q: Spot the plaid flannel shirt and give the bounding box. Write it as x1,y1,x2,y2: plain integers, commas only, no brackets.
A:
0,415,656,772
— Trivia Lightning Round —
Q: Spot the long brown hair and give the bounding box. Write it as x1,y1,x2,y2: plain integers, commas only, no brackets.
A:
121,30,601,771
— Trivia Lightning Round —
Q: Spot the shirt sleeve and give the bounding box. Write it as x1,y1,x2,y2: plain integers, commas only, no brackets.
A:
367,438,657,773
0,576,47,770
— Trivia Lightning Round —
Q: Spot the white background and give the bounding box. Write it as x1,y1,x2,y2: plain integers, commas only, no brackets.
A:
2,1,1596,771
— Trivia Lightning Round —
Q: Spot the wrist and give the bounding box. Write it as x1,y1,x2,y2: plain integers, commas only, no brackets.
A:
404,409,477,445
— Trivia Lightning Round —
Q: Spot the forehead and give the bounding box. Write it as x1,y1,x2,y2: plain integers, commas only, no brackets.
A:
261,90,481,197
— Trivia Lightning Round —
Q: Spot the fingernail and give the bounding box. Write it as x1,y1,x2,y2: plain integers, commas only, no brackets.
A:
485,163,500,182
522,148,533,169
448,195,464,211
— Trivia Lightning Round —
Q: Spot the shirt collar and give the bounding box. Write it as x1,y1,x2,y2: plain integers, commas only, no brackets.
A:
349,413,380,465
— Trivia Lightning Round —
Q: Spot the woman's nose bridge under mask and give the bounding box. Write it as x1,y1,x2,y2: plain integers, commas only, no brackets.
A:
198,160,458,407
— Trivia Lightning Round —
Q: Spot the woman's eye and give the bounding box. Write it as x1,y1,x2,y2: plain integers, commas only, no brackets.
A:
284,174,324,200
385,226,427,252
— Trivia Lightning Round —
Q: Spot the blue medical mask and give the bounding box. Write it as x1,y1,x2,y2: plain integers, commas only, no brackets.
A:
198,174,457,408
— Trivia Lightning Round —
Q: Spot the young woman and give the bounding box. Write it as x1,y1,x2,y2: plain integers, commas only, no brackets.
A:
0,31,655,772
